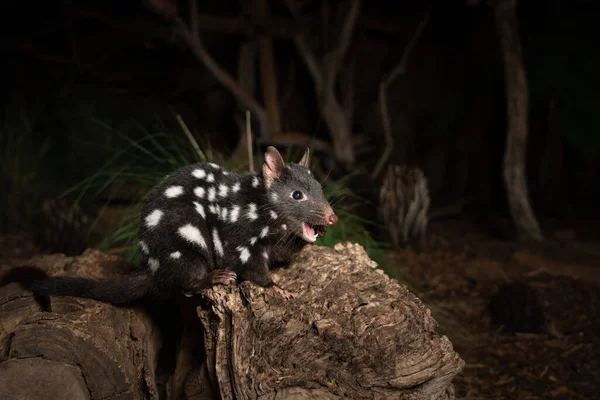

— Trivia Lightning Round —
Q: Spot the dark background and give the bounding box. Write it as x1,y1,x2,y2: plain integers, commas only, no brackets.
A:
1,0,599,398
2,0,599,227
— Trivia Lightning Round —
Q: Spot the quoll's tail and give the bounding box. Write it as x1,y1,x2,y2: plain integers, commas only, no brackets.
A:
1,266,152,305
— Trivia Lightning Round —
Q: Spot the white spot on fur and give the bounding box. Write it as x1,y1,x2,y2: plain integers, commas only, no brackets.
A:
206,173,215,183
223,171,229,175
209,204,219,214
220,207,229,221
145,209,163,227
269,210,277,219
237,246,250,263
270,192,278,202
193,201,206,219
250,237,257,245
148,258,160,273
192,169,206,179
218,184,229,198
178,224,207,250
208,187,216,202
165,185,184,198
139,241,149,254
229,205,240,222
252,176,259,188
263,250,269,259
281,224,287,230
170,251,181,259
212,229,224,257
307,170,311,175
246,203,258,220
208,163,219,169
231,182,241,193
260,226,269,238
194,187,205,198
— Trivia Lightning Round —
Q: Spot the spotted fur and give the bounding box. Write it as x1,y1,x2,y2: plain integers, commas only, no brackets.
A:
16,147,337,304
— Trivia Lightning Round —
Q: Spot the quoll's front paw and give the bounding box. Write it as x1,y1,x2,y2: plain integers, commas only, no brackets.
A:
210,270,237,286
272,284,294,299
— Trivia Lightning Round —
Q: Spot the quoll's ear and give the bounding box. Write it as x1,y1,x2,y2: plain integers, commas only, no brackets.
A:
263,146,285,189
298,147,310,168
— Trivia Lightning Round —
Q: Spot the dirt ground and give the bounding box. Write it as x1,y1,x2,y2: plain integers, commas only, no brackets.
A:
392,216,600,400
1,215,598,400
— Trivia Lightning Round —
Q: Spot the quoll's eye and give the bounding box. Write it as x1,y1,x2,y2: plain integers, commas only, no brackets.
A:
292,190,304,200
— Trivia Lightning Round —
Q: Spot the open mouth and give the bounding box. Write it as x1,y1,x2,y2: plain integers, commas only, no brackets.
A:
302,222,328,242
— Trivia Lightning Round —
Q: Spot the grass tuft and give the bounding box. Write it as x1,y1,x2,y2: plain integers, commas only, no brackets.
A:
62,115,218,262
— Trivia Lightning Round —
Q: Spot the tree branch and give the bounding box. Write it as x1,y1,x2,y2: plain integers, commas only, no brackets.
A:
324,0,361,92
284,0,360,166
162,0,270,141
372,6,431,180
284,0,324,88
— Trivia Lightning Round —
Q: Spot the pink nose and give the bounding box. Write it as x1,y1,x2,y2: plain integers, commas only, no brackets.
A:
328,213,338,224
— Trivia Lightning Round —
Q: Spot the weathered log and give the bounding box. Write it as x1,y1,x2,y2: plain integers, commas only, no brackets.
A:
177,242,463,399
0,250,161,400
0,244,463,399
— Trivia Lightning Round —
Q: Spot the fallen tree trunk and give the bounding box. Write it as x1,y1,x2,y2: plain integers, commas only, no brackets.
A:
0,243,463,399
180,242,464,399
0,250,161,400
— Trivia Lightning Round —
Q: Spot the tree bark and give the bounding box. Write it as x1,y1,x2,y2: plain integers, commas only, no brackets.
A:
1,245,464,399
0,250,161,400
177,242,464,399
495,0,544,241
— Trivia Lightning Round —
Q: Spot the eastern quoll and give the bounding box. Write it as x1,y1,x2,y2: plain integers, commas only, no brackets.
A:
9,146,338,303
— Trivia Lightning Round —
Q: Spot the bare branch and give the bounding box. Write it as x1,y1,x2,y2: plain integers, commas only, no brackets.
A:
371,7,431,180
341,59,355,120
172,17,270,141
385,6,431,84
145,0,270,140
176,114,207,161
324,0,361,91
293,36,325,88
284,0,360,166
284,0,324,87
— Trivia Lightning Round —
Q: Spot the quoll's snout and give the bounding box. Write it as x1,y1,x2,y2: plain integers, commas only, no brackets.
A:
328,213,338,225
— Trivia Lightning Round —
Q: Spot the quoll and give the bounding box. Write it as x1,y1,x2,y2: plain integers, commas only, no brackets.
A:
15,146,338,303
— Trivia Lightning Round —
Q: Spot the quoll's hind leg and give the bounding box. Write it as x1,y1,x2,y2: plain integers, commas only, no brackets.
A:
182,268,237,298
151,255,237,299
